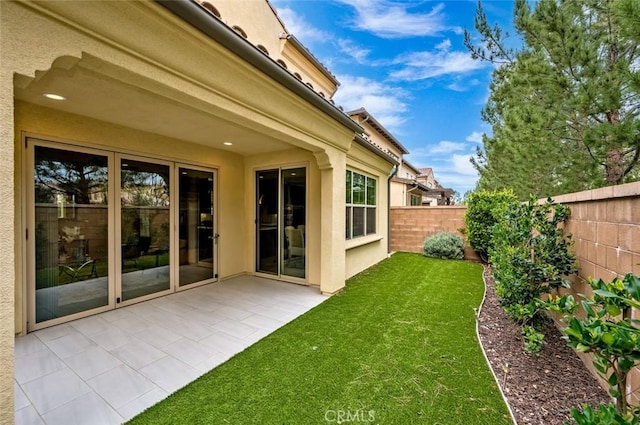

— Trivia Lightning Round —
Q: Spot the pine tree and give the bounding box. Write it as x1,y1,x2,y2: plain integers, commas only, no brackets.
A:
466,0,640,197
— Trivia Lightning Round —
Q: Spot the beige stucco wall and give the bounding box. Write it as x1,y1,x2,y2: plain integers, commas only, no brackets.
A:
389,180,406,207
358,120,404,160
209,0,336,98
345,144,394,279
211,0,285,56
0,11,16,421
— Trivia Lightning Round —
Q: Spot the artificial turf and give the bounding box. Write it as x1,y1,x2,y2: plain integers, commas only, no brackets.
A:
128,252,512,424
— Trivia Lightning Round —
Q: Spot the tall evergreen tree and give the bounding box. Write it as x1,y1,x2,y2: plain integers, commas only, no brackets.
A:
466,0,640,198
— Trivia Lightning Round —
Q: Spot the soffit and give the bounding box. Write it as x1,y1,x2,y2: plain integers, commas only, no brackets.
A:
14,55,291,156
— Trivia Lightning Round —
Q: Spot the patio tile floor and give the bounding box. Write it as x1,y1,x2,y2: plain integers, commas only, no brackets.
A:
14,275,327,424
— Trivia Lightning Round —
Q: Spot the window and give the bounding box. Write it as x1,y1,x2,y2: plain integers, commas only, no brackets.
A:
346,170,376,239
410,194,421,206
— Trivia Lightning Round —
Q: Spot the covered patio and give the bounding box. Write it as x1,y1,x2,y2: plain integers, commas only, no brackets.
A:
14,277,327,425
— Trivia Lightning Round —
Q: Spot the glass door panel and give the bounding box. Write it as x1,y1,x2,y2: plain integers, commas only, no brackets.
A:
256,170,279,274
281,168,305,279
34,146,110,323
120,159,171,301
178,167,215,287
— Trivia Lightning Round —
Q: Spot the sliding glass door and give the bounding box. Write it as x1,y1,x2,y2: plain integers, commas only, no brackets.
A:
178,166,216,287
119,157,172,302
32,144,112,324
256,167,306,280
28,139,218,330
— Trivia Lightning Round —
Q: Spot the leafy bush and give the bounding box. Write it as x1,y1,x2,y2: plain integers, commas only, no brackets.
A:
464,189,518,262
422,232,464,260
567,403,639,425
549,274,640,419
491,196,576,353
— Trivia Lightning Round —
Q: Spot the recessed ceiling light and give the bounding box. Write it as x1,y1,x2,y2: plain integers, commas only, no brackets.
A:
181,171,188,175
43,93,66,101
223,142,233,146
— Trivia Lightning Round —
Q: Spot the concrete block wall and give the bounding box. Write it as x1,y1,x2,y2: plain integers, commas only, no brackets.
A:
389,206,479,260
551,181,640,404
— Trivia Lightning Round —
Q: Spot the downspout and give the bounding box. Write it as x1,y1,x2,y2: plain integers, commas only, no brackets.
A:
387,165,398,255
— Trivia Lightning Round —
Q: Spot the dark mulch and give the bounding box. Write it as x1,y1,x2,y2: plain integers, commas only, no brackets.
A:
477,266,611,425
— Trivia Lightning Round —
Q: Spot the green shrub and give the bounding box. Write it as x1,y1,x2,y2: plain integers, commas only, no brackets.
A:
464,189,518,262
422,232,464,260
550,274,640,419
568,403,639,425
491,196,576,353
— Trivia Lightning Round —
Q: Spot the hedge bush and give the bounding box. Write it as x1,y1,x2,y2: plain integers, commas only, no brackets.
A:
464,189,518,262
423,232,464,260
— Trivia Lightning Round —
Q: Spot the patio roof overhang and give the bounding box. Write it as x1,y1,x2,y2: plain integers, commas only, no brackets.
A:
12,0,363,158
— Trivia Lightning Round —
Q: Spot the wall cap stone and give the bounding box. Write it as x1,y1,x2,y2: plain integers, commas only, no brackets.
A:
549,181,640,204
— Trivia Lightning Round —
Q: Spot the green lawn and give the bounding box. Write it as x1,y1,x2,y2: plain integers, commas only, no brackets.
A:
128,252,511,424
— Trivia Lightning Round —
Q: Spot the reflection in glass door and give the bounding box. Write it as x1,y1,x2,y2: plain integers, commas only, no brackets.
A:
256,167,306,279
281,168,306,278
256,170,279,274
33,145,110,324
120,158,171,301
178,167,216,287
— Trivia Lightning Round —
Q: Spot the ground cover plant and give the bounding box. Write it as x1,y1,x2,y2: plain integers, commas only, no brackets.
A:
128,253,511,424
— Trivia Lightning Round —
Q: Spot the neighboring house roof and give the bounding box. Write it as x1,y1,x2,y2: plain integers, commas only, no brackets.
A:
402,159,420,175
354,134,400,166
417,167,433,178
391,176,429,192
347,108,410,155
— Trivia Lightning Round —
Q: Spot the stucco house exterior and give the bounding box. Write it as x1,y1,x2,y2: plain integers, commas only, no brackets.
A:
346,108,427,207
417,167,454,206
0,0,398,419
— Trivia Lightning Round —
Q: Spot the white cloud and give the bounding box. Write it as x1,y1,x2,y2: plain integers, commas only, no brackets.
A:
435,39,451,51
390,49,487,81
335,0,460,38
276,7,330,44
429,141,467,154
446,77,481,92
466,131,484,143
451,153,479,176
336,39,371,64
333,75,410,131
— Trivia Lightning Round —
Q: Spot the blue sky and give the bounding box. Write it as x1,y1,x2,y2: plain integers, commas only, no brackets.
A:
270,0,516,194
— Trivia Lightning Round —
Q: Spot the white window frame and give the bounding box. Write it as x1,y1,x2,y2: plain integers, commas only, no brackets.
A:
345,169,377,240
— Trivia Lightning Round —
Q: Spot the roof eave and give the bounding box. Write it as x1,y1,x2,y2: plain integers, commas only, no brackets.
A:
155,0,359,133
354,134,399,166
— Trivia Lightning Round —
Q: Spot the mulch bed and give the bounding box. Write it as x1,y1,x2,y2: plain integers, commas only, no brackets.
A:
477,266,611,424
